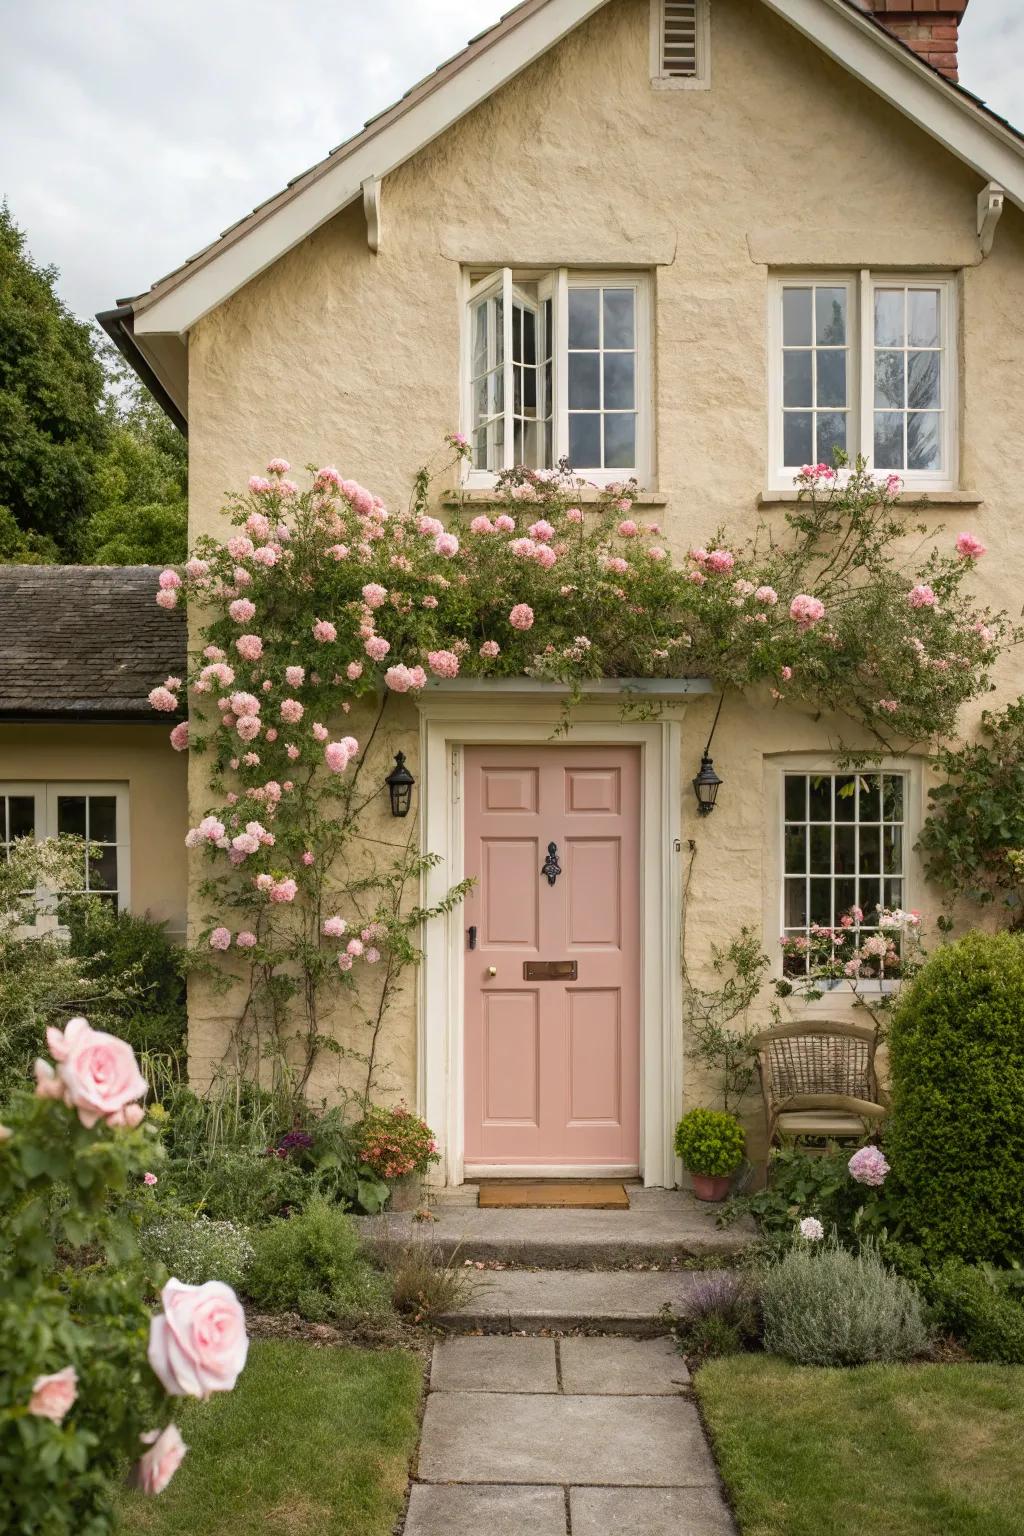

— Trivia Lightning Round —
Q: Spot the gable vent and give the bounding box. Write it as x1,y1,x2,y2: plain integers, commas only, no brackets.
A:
651,0,708,87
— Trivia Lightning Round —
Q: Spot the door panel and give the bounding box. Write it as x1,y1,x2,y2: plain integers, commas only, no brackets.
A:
463,745,640,1167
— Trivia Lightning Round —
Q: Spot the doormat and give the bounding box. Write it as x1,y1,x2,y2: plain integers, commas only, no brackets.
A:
478,1182,630,1210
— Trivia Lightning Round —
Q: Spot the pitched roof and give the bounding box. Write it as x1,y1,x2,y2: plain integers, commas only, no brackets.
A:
0,566,186,720
103,0,1024,428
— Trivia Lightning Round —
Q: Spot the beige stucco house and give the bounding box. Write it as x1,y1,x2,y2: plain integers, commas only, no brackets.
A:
96,0,1024,1185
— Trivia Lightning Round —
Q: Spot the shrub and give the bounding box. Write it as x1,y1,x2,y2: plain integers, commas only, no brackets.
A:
759,1239,930,1366
352,1103,441,1182
926,1259,1024,1364
887,930,1024,1264
673,1270,760,1362
246,1197,389,1323
64,900,186,1068
674,1108,745,1176
365,1225,475,1322
722,1142,900,1247
159,1149,310,1225
139,1215,254,1291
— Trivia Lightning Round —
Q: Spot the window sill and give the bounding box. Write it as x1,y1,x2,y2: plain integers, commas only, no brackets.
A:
759,489,983,508
442,487,669,508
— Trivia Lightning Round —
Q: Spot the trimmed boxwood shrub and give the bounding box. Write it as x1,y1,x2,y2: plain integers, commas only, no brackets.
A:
926,1260,1024,1364
887,930,1024,1264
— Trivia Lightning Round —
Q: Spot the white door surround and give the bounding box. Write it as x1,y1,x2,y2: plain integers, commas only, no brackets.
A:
415,680,703,1188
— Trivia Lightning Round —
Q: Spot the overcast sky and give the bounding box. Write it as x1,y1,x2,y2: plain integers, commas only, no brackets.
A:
1,0,1021,321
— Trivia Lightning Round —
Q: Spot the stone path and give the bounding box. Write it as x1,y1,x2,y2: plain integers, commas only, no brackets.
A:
406,1335,735,1535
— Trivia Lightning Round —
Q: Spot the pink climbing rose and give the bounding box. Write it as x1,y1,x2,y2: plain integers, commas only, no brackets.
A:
43,1017,147,1130
312,619,337,643
28,1367,78,1424
908,584,937,609
147,1278,249,1399
427,650,460,678
789,594,825,628
509,604,534,631
131,1425,188,1496
209,927,232,951
955,532,986,560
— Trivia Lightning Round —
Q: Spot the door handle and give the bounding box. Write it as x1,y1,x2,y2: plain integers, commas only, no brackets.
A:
467,925,477,951
487,966,497,977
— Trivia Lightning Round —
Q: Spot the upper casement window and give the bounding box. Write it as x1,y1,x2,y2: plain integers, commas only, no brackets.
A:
768,273,958,492
649,0,710,88
462,269,652,488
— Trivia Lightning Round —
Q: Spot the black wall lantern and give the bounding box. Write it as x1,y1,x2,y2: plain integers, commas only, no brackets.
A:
385,751,415,818
692,755,723,817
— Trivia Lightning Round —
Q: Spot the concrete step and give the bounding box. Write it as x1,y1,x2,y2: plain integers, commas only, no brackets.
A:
437,1267,706,1335
359,1188,754,1269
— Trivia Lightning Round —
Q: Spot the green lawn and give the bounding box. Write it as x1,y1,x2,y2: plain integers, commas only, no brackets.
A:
117,1340,424,1536
696,1356,1024,1536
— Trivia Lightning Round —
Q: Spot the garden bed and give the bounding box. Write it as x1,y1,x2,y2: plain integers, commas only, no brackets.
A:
695,1355,1024,1536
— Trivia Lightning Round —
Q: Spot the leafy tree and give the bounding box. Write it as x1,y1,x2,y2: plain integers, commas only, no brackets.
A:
0,204,108,558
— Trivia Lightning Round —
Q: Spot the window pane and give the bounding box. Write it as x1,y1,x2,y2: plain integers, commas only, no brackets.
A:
89,797,117,843
783,351,812,408
874,352,905,408
816,412,847,467
604,413,636,469
859,824,881,874
874,289,904,347
884,878,903,910
816,288,847,345
513,417,523,465
809,825,831,873
859,880,882,921
88,845,119,892
57,796,86,838
810,881,831,924
473,302,489,375
569,413,601,469
568,352,600,409
785,880,807,928
883,826,903,875
859,775,881,822
783,412,813,466
568,288,600,349
816,350,846,408
603,289,635,348
785,825,807,873
522,309,536,366
908,413,941,472
874,412,904,469
882,775,904,821
908,288,940,348
784,776,806,821
835,824,856,873
808,777,831,821
908,351,940,409
835,877,857,917
834,776,856,821
783,288,812,346
9,796,35,840
604,353,635,410
494,297,504,365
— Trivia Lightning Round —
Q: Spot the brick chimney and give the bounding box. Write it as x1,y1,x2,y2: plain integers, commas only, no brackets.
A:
858,1,970,82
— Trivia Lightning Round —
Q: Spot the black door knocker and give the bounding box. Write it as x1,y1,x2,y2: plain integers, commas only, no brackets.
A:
541,841,562,886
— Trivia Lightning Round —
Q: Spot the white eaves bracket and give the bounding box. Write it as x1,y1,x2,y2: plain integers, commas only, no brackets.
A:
977,181,1005,259
362,176,382,253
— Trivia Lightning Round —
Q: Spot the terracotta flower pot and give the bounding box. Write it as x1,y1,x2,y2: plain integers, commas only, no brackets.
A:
690,1172,733,1202
388,1172,424,1212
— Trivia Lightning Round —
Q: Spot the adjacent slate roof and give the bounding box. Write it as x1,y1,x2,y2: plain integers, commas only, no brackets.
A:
0,566,186,719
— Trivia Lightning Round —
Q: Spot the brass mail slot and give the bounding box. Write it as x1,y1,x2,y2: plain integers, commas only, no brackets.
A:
523,960,578,980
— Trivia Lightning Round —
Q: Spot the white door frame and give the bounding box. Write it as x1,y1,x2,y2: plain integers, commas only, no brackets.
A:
414,682,699,1187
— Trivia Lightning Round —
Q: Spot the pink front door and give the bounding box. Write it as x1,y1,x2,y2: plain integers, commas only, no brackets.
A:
463,746,641,1168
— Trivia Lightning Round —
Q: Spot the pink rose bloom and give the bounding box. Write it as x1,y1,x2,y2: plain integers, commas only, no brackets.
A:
209,927,232,951
908,584,937,608
418,515,444,537
323,915,347,938
236,714,261,743
264,727,278,742
974,622,995,646
878,699,899,713
227,535,255,560
270,878,298,903
647,547,667,561
255,873,274,892
185,558,209,579
143,1170,159,1186
428,649,460,679
338,952,354,972
510,538,536,558
790,594,826,628
528,519,555,543
325,741,353,773
280,698,304,724
229,691,260,716
362,583,388,609
169,722,189,752
955,532,986,560
534,545,557,569
228,598,256,624
246,511,272,539
469,515,495,534
47,1017,147,1130
203,645,225,661
346,938,365,957
132,1424,188,1496
28,1366,78,1424
312,619,337,643
158,570,181,591
286,744,300,760
34,1058,64,1101
284,665,305,687
494,514,516,532
346,661,363,681
365,635,390,661
301,850,314,866
311,722,329,741
315,465,341,489
509,604,534,631
155,589,178,610
148,686,178,713
848,1145,890,1187
435,532,460,557
365,947,381,964
617,519,639,538
147,1278,249,1399
479,640,500,659
780,666,793,681
235,634,264,662
706,549,735,573
754,586,778,605
385,664,418,693
266,458,290,474
565,508,584,524
236,931,257,949
604,556,628,575
252,544,280,567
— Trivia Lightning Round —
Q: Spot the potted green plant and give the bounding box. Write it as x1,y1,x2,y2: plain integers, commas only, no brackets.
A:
352,1103,441,1211
675,1107,745,1201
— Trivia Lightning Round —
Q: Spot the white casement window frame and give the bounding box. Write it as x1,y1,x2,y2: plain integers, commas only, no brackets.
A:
0,781,131,928
762,754,925,998
767,270,958,493
460,267,653,491
649,0,711,90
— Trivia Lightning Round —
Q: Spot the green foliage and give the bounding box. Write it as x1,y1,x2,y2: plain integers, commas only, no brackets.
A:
925,1259,1024,1364
246,1197,389,1323
758,1238,930,1366
887,930,1024,1264
671,1270,760,1362
139,1215,253,1291
64,900,186,1068
366,1226,475,1322
919,697,1024,923
683,928,770,1112
674,1107,745,1176
722,1143,900,1247
0,1088,166,1534
84,371,188,565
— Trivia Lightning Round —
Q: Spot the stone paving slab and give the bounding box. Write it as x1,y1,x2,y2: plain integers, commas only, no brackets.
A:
559,1335,691,1395
571,1485,736,1535
405,1484,566,1535
430,1336,558,1393
418,1390,720,1487
439,1267,702,1334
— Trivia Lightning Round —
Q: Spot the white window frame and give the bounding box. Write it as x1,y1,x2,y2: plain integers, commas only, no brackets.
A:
649,0,711,90
0,781,131,926
460,267,653,490
767,271,958,492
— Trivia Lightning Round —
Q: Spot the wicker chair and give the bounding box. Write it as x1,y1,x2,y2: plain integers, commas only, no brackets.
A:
754,1020,887,1147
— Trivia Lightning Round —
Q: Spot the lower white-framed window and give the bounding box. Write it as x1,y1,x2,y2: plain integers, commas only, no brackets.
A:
0,782,130,913
768,271,957,491
462,268,652,487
